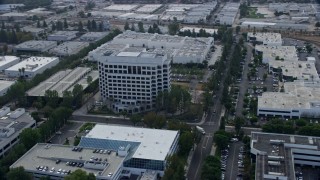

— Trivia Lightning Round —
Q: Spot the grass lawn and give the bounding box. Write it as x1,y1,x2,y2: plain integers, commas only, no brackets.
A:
247,7,265,19
172,82,190,90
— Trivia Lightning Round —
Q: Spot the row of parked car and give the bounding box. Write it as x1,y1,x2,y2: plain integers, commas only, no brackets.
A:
237,146,246,180
221,148,229,180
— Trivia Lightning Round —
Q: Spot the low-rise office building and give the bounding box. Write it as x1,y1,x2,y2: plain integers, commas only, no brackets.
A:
0,107,36,157
10,124,179,179
251,132,320,180
5,56,59,78
247,32,282,46
258,80,320,118
255,45,298,64
49,41,89,56
14,40,57,53
0,56,20,72
47,31,78,41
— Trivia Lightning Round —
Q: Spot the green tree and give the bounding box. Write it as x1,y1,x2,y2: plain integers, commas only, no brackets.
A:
130,114,141,126
85,1,95,10
7,167,32,180
78,21,84,32
72,84,83,108
201,156,221,180
42,21,47,28
44,90,59,108
138,22,145,33
20,128,41,149
130,23,135,31
87,76,93,84
124,21,130,30
51,23,56,31
61,91,73,108
234,117,245,135
178,131,193,156
168,17,179,35
65,169,95,180
78,11,85,18
37,20,40,28
213,130,230,150
87,20,92,31
148,26,154,33
64,18,68,29
236,26,241,34
92,20,97,31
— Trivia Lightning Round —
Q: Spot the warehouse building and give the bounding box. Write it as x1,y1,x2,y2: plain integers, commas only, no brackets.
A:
80,32,109,42
49,41,89,56
90,31,213,64
0,12,31,21
135,4,163,14
0,56,20,72
0,107,36,157
251,132,320,180
216,3,240,25
5,56,59,78
258,80,320,118
14,40,57,53
0,80,15,96
103,5,139,12
47,31,78,41
255,45,298,64
27,67,98,97
247,32,282,46
10,124,179,179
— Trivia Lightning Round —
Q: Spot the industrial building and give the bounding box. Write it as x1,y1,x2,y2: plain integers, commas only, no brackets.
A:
135,4,163,14
251,132,320,180
0,107,36,157
258,80,320,118
10,124,179,179
89,31,214,64
14,40,57,53
27,67,98,97
0,80,15,96
269,3,317,16
241,21,309,31
49,41,89,56
103,5,139,12
22,27,46,37
47,31,78,41
97,49,171,113
216,3,240,25
5,57,59,78
0,12,32,21
255,45,298,64
0,56,20,72
247,32,282,46
80,32,109,42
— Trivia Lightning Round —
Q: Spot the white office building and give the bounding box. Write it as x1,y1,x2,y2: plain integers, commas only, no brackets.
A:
5,57,59,78
258,80,320,118
98,49,171,113
251,132,320,180
0,56,20,72
47,31,78,41
0,107,36,157
10,124,179,179
247,32,282,46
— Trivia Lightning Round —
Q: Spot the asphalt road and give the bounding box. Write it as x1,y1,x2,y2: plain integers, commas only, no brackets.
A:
187,37,238,180
49,121,83,145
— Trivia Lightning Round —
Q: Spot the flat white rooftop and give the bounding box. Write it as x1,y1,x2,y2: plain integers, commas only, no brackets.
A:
0,80,15,92
255,45,298,62
6,57,59,72
48,31,78,37
86,124,179,161
180,27,218,34
14,40,57,50
248,32,282,45
0,56,19,68
258,81,320,109
49,41,89,56
104,5,138,11
135,4,162,13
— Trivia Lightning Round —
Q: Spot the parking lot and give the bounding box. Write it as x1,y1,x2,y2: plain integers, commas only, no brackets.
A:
295,166,320,180
223,141,244,180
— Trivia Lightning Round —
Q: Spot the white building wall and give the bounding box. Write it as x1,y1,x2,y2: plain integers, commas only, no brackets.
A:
0,57,20,71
